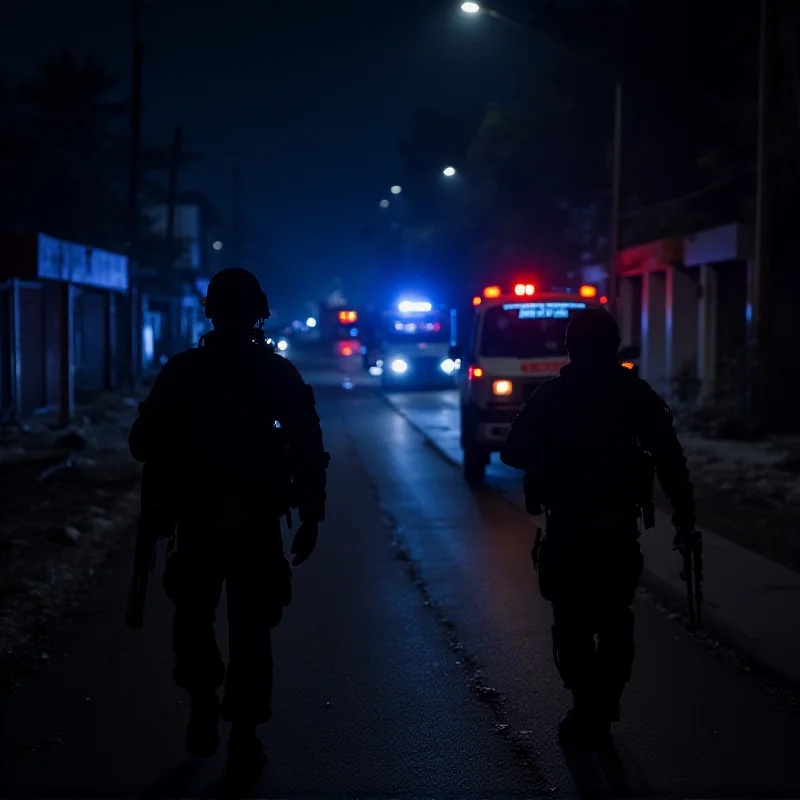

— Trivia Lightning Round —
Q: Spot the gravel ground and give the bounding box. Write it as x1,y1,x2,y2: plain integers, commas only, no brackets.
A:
657,431,800,571
0,393,143,701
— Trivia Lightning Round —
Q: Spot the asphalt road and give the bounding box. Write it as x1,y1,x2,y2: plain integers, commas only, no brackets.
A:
1,350,800,798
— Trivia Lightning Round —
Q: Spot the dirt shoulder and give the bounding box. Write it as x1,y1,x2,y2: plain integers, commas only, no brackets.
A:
654,432,800,573
0,394,143,701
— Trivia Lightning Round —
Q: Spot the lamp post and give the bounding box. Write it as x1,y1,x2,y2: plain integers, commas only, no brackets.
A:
459,2,624,317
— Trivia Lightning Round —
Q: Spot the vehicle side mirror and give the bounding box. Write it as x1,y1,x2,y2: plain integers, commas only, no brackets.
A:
448,344,462,360
618,344,640,361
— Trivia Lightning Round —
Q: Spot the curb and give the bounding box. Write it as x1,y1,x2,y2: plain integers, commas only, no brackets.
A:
380,392,800,703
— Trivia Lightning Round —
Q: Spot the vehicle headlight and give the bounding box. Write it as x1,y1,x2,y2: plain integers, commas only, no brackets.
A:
493,379,513,396
390,358,408,374
440,358,456,375
277,339,288,351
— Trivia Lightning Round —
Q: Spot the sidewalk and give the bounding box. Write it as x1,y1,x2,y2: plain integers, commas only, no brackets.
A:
383,389,800,691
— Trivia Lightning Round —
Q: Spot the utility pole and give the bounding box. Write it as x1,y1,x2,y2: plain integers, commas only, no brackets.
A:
752,0,777,430
165,124,183,357
127,0,144,383
608,80,623,319
166,124,184,245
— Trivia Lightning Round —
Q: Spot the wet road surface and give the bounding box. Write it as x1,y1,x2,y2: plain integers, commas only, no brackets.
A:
1,353,800,798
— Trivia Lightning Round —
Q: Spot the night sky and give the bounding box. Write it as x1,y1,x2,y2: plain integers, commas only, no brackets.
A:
2,0,543,315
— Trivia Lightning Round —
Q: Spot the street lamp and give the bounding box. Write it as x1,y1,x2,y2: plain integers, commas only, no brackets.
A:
443,166,457,177
212,240,223,251
390,185,402,194
379,199,390,209
458,2,623,317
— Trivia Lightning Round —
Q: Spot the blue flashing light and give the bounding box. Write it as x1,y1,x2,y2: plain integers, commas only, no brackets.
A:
398,300,432,313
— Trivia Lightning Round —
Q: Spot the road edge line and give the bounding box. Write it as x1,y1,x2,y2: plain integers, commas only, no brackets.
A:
380,392,800,704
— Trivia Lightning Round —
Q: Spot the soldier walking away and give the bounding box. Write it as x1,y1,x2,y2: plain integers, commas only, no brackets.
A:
129,268,330,781
500,309,694,748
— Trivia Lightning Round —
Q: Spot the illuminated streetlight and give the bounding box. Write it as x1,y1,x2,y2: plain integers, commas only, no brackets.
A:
390,185,402,194
461,1,480,12
443,166,456,177
306,317,317,328
379,199,390,209
212,240,223,250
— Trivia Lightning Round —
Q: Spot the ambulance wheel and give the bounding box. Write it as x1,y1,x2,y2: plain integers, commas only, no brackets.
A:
464,446,487,487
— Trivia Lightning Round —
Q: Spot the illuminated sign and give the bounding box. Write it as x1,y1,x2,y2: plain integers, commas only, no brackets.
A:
502,302,586,320
392,321,441,334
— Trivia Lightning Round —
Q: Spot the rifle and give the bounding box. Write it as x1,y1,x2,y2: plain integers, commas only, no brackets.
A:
673,528,704,630
125,460,177,630
125,520,159,630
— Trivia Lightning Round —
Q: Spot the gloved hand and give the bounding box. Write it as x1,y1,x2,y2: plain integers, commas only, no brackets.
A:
291,521,319,566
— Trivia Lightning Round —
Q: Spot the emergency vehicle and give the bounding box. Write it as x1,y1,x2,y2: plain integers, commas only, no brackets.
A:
452,281,623,486
363,299,458,389
317,303,361,359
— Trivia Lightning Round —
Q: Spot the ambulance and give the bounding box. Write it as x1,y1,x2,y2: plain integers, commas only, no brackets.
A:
451,280,634,486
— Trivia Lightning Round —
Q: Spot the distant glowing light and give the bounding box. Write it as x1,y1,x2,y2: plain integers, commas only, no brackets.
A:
461,2,480,13
443,166,456,177
390,358,408,374
600,296,608,305
398,300,432,313
579,284,597,298
369,366,383,377
440,359,456,375
277,339,288,351
621,361,635,370
306,316,317,327
483,285,501,299
143,325,154,361
390,185,402,194
212,240,223,251
342,346,353,356
380,199,390,209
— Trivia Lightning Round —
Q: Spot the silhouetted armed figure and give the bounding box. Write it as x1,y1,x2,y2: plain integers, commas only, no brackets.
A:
129,268,330,782
501,308,694,748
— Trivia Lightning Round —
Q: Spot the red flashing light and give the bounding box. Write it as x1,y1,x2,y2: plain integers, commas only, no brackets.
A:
514,283,535,296
339,310,358,323
483,285,501,299
579,285,597,298
600,295,608,305
621,361,634,370
525,284,535,295
468,366,484,380
472,296,482,306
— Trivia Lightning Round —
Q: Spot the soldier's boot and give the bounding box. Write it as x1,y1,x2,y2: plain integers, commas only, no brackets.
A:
226,724,268,784
558,695,611,748
186,691,220,757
